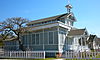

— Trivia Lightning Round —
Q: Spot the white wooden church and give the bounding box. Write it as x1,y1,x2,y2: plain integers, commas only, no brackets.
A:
2,1,99,58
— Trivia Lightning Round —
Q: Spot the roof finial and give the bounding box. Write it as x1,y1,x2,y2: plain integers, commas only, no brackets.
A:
65,0,73,13
68,0,70,4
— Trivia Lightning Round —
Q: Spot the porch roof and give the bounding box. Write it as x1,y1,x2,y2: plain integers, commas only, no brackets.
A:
68,29,86,36
97,38,100,44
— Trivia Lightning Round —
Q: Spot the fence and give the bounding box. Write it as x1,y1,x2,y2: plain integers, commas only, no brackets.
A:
1,51,100,59
62,51,100,59
0,51,45,59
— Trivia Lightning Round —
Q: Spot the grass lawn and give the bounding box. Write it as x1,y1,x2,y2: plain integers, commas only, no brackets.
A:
0,41,4,47
0,58,97,60
0,58,64,60
96,54,100,58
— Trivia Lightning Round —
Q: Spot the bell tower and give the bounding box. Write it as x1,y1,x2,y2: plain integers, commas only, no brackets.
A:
65,0,73,13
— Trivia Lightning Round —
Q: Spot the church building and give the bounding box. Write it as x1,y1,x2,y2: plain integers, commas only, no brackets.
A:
18,3,90,57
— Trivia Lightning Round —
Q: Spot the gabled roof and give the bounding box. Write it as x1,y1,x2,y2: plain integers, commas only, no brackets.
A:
97,38,100,41
27,13,76,25
96,38,100,44
68,29,86,36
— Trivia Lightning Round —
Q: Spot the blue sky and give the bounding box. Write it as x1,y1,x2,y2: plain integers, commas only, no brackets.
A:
0,0,100,37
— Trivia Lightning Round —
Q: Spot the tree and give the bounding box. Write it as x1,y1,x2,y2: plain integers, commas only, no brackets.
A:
1,17,29,51
0,22,14,47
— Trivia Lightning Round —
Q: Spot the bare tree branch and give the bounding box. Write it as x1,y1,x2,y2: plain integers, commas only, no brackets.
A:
0,17,29,51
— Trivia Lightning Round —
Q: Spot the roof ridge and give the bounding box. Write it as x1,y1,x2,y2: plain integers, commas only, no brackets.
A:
27,13,67,25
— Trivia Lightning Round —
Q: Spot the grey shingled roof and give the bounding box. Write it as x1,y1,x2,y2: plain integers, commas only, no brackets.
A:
97,38,100,41
97,38,100,44
27,13,76,25
68,29,86,36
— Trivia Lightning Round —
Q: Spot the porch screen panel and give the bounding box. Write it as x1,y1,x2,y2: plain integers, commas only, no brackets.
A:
32,34,35,45
28,34,32,46
36,34,39,44
24,35,27,46
49,32,53,44
40,33,43,44
44,32,48,44
54,31,58,44
22,35,25,44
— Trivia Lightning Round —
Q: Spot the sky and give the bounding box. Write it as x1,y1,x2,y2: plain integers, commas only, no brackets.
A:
0,0,100,37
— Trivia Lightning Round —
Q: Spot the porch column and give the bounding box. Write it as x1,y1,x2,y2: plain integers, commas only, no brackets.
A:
57,26,60,52
81,37,83,50
43,29,44,50
81,37,83,58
